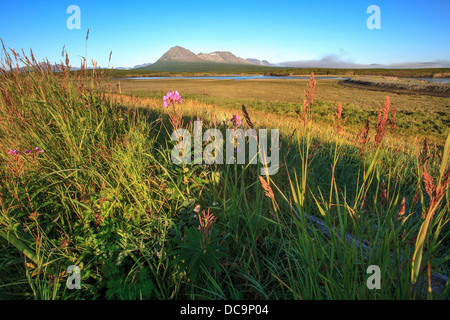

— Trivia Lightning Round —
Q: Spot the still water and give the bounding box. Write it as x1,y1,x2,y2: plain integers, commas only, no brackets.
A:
117,75,450,83
117,75,349,81
416,78,450,84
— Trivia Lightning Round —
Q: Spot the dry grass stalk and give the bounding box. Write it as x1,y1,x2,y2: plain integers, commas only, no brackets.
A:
421,165,450,219
374,96,391,147
423,166,435,199
259,176,275,200
380,181,387,206
358,117,371,156
298,72,318,126
397,197,406,221
412,187,420,206
286,128,297,153
390,104,396,132
419,138,430,166
259,176,276,211
334,102,345,134
242,104,254,129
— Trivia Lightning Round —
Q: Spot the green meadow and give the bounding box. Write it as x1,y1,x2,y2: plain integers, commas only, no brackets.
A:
112,78,449,143
0,52,449,300
109,65,450,78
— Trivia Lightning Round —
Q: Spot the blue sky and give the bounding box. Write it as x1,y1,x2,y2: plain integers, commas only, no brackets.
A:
1,0,449,68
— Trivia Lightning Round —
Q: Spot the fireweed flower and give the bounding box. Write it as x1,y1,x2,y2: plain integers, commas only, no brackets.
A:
7,149,21,155
163,90,183,107
230,114,242,127
35,147,45,153
163,91,184,130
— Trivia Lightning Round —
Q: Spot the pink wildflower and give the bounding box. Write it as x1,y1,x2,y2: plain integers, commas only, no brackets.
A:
163,90,183,107
7,149,20,155
230,114,242,127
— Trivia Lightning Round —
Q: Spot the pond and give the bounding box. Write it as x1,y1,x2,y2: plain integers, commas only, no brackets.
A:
416,78,450,84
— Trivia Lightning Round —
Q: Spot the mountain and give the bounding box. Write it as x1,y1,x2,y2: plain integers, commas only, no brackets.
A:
197,51,251,64
278,55,450,69
17,62,80,72
156,46,251,64
132,62,152,69
246,58,272,66
156,46,203,63
135,46,273,72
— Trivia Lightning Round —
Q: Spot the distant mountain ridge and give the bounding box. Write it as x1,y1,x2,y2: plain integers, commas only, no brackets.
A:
135,46,273,71
245,58,272,66
155,46,261,65
198,51,250,64
132,62,152,69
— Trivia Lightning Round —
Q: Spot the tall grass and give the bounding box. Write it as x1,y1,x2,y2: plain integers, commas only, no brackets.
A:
0,46,448,300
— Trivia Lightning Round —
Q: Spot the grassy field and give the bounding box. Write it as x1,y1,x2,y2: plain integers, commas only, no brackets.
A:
101,66,450,80
107,66,450,79
111,78,450,143
0,52,449,300
340,77,450,97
